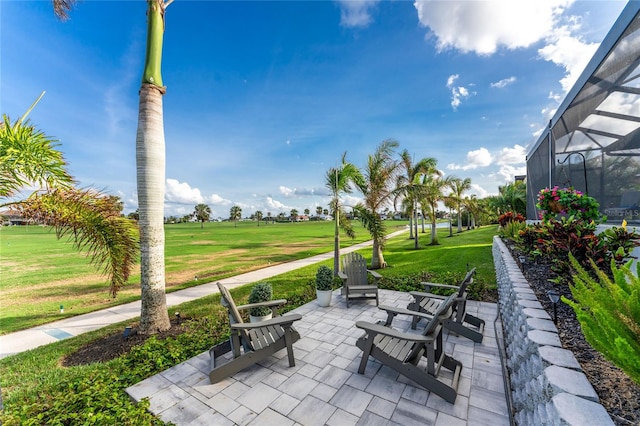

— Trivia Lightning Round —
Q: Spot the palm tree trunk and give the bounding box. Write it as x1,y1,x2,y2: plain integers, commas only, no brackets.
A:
413,208,419,249
334,200,340,275
409,213,414,239
431,220,438,245
137,83,170,334
371,239,386,269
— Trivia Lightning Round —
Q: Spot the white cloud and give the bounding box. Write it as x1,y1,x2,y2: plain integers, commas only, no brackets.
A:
265,196,290,211
336,0,380,28
490,76,517,89
414,0,605,98
446,74,475,111
470,183,490,198
496,144,527,165
413,0,573,55
165,178,204,204
537,26,599,92
279,185,328,197
207,193,232,206
448,147,492,170
165,179,231,211
491,164,528,183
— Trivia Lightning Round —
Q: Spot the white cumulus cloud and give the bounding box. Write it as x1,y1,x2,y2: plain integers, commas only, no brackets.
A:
165,178,204,204
336,0,380,28
413,0,573,55
496,144,527,165
448,147,492,170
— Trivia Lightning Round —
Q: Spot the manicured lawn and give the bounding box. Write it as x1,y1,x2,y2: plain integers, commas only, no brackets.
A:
0,225,498,424
0,220,404,334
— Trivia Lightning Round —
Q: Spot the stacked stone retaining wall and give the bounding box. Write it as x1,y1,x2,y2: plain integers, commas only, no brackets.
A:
492,236,614,426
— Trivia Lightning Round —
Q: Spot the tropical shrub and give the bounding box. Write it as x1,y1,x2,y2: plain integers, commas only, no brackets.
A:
499,220,527,239
497,211,525,227
564,256,640,385
248,282,272,317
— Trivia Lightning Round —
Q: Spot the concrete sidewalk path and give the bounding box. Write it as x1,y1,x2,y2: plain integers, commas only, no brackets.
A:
0,229,408,359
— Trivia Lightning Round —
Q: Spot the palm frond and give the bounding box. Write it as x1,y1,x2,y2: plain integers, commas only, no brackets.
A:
20,188,140,297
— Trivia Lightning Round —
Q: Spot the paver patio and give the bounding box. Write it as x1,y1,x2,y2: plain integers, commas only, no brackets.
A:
126,289,511,425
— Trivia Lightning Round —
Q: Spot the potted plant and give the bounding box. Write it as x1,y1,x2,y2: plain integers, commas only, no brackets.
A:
315,265,334,307
536,186,601,223
248,282,273,322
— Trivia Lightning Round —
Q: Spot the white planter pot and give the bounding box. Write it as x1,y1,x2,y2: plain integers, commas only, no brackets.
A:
316,289,332,307
250,312,273,323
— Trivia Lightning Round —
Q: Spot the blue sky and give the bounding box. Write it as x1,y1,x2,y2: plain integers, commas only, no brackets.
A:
2,0,628,218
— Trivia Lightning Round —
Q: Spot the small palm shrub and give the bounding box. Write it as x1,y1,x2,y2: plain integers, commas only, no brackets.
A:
315,265,333,291
564,255,640,385
248,282,272,317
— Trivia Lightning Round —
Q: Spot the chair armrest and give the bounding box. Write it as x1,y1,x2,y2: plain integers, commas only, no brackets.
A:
366,270,382,279
338,271,348,280
231,313,302,329
409,290,446,300
379,304,435,321
355,321,434,343
235,299,288,312
420,282,459,291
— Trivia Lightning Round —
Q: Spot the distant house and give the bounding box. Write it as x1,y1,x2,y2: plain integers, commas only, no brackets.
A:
0,208,30,226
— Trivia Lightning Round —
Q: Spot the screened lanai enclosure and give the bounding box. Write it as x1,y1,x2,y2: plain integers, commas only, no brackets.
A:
526,2,640,225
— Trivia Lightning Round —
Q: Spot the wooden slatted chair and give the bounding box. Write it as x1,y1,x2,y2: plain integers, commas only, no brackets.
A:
209,282,302,384
408,267,485,343
338,252,381,308
355,293,462,403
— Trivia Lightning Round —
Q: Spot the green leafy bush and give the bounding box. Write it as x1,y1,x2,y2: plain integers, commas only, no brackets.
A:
315,265,333,291
564,256,640,385
248,282,273,317
499,220,527,239
536,186,602,222
515,218,639,284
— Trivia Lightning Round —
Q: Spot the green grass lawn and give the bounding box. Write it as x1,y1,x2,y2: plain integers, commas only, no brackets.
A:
0,220,407,334
0,224,498,424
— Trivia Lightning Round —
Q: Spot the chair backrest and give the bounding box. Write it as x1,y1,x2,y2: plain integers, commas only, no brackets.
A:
422,293,457,336
456,268,476,297
342,252,368,286
217,282,252,347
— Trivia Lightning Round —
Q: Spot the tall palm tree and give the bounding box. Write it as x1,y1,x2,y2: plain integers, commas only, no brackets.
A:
230,205,242,227
463,195,480,229
193,203,211,228
420,174,450,245
51,0,174,334
492,180,527,216
448,177,472,233
354,139,401,269
1,100,139,298
254,210,263,226
394,150,438,249
326,152,364,275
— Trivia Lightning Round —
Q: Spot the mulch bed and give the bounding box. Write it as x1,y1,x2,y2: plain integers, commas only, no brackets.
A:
504,240,640,426
61,316,189,367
